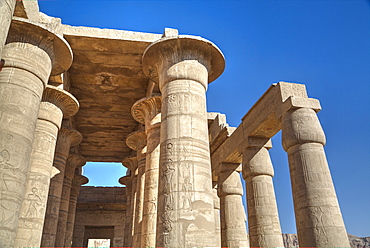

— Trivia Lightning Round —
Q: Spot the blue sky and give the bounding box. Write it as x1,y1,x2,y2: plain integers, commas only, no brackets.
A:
39,0,370,237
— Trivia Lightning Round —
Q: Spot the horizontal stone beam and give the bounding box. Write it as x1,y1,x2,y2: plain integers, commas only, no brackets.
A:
211,82,320,175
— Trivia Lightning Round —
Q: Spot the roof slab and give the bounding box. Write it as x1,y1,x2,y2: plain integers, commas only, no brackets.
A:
63,25,162,162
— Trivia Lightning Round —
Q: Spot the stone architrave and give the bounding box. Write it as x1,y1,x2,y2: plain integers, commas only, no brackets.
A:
213,185,221,247
282,100,350,247
131,94,161,248
13,86,79,248
0,18,72,248
142,30,225,247
242,138,284,248
0,0,16,58
119,174,132,246
126,130,147,248
55,153,86,247
41,127,83,247
218,163,249,248
64,173,88,247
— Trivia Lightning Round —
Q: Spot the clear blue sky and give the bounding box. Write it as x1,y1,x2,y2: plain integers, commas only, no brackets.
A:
39,0,370,237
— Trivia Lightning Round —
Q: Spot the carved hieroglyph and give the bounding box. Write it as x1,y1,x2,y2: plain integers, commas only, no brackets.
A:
218,164,249,248
142,32,225,247
282,105,350,248
126,131,147,248
0,18,72,248
131,94,161,248
13,86,79,248
41,127,82,247
242,138,284,248
55,153,86,247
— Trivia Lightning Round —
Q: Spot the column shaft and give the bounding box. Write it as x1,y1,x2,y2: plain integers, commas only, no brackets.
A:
242,139,284,248
133,153,146,247
41,127,82,247
218,166,249,248
282,107,350,247
142,34,225,247
141,125,160,247
119,175,132,246
130,173,138,246
131,94,161,248
55,153,86,247
126,131,147,248
213,186,221,247
64,174,88,247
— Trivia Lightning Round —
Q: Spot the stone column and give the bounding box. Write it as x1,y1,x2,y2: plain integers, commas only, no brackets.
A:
218,163,249,248
64,173,88,247
0,18,72,248
13,86,79,248
41,127,83,247
55,153,86,247
122,156,138,246
142,30,225,247
282,100,350,247
119,174,133,247
213,185,221,247
126,130,147,248
131,94,161,248
0,0,16,58
242,137,284,248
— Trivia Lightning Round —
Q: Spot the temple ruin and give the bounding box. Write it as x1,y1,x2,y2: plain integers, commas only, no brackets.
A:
0,1,351,247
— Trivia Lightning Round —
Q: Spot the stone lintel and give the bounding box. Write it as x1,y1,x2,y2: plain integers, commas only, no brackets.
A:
208,113,236,155
8,17,73,76
42,85,79,118
211,82,309,175
220,162,242,172
238,137,272,154
126,130,147,151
